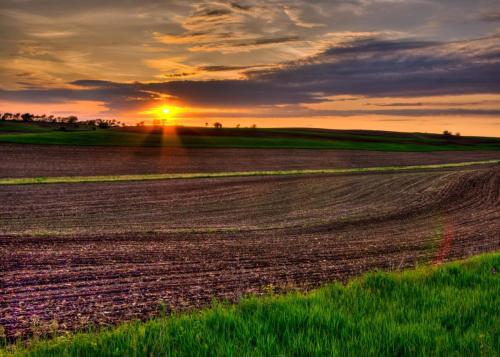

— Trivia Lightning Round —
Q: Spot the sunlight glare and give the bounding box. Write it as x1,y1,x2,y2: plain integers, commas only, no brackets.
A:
139,105,182,126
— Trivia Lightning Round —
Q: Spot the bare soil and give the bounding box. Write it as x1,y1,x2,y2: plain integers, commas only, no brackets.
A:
1,167,499,338
0,143,499,178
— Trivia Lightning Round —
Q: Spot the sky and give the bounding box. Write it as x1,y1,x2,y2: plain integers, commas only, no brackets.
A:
1,0,500,135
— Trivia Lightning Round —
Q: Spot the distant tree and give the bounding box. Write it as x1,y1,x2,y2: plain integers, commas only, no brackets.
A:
442,130,452,136
14,113,21,120
2,113,12,120
213,122,222,129
21,113,34,122
251,124,257,129
236,124,240,128
455,132,461,137
205,122,208,127
136,121,145,127
66,115,78,124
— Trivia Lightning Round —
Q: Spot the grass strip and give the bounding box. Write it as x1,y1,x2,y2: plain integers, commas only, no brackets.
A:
0,160,498,185
2,253,499,356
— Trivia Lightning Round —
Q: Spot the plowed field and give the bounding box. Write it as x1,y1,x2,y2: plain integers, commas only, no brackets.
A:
1,143,499,178
1,166,499,338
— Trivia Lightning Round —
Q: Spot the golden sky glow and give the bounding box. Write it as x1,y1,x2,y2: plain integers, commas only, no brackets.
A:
0,1,499,136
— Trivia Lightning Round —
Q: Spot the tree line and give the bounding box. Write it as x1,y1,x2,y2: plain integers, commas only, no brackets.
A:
0,112,123,129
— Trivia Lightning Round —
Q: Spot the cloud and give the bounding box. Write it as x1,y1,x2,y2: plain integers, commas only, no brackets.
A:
323,38,440,56
252,35,500,97
199,64,269,71
478,11,500,22
1,36,500,113
283,6,325,28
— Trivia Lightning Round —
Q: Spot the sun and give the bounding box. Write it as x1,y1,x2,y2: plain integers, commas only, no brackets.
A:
139,105,182,125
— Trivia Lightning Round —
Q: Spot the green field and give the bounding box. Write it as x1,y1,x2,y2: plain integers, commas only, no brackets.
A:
0,160,498,185
0,121,53,133
1,123,499,151
2,253,498,356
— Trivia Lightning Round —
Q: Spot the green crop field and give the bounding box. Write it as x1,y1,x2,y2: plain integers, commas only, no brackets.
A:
2,253,498,356
0,125,499,151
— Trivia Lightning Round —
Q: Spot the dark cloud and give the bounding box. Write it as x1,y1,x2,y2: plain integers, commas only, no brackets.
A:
200,64,267,71
478,11,500,22
179,107,500,119
370,100,500,107
230,2,252,11
235,36,301,47
323,38,440,56
197,8,233,17
253,36,500,97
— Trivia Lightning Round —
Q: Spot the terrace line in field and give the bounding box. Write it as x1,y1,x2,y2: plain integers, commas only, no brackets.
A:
0,160,498,185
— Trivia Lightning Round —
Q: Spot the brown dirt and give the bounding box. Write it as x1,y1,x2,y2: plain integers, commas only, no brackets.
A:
1,167,499,339
0,143,498,178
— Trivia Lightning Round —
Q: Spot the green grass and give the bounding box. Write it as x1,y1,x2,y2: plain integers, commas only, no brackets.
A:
2,253,499,356
0,121,53,133
0,160,498,185
0,129,499,151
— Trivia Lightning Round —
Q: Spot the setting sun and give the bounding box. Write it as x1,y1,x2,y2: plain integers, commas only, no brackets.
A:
138,105,182,125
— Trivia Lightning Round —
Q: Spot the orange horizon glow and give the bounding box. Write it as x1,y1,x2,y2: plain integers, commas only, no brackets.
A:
2,92,499,137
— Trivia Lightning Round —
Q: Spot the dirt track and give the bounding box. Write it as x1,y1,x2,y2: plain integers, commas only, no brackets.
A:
1,166,499,338
1,143,499,177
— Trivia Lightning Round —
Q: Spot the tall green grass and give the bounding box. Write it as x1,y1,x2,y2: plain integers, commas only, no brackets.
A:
2,253,499,356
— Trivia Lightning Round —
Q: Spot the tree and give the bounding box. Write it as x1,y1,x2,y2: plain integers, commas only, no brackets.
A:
251,124,257,129
21,113,34,122
1,113,12,121
213,122,222,129
66,115,78,124
442,130,452,136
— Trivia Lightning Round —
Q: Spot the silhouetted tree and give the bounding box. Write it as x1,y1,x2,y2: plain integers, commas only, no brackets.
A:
3,113,13,120
213,122,222,129
21,113,34,122
66,115,78,124
442,130,452,136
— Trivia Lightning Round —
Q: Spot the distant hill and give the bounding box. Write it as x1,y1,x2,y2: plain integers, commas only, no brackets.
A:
1,121,499,151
